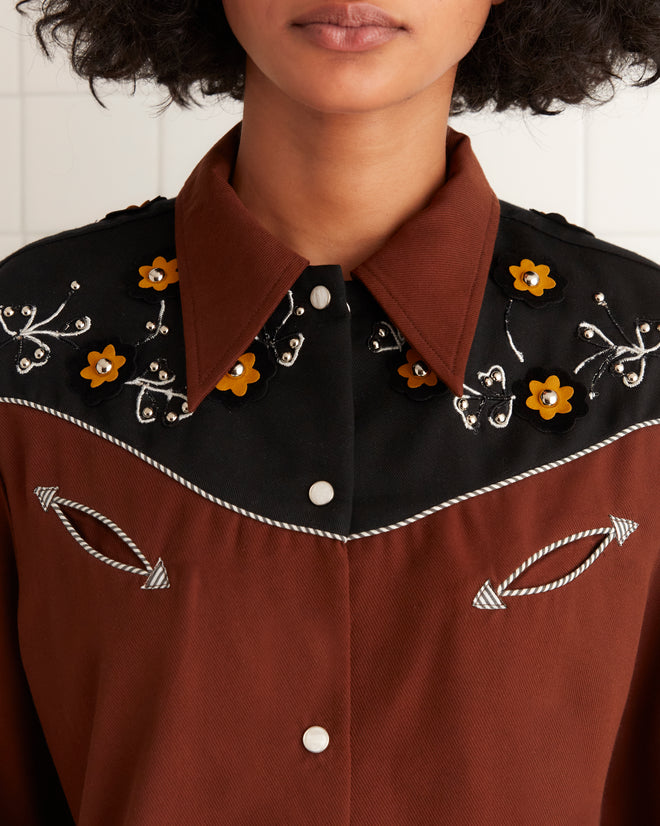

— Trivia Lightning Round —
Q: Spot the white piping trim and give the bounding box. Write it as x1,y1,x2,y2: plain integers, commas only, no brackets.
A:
1,396,658,543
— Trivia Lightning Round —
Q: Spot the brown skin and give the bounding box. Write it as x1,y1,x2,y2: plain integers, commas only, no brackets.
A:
223,0,505,279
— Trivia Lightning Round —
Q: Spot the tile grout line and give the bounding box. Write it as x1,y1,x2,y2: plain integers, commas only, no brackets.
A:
17,12,26,247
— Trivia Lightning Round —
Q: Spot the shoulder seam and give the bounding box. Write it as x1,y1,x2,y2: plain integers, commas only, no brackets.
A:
0,199,176,271
499,204,660,272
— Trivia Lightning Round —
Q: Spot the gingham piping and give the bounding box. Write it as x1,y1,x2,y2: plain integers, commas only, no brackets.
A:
3,397,659,543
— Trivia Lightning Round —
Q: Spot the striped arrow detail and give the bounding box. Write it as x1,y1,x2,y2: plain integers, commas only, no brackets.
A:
473,515,637,610
34,486,169,590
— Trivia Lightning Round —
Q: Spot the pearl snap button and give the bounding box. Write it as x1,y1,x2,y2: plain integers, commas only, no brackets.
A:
310,285,331,310
308,481,334,506
302,726,330,753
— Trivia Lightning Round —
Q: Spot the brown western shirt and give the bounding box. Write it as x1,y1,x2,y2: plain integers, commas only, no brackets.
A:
0,122,658,825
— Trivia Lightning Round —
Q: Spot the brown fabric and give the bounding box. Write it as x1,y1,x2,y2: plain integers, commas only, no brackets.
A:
175,123,500,409
1,405,658,824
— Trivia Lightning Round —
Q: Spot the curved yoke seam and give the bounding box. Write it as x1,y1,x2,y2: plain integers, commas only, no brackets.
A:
0,396,658,542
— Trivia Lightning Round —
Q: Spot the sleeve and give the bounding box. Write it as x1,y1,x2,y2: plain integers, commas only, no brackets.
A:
600,549,660,824
0,478,75,825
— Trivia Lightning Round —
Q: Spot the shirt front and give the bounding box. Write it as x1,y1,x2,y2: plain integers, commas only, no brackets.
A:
0,121,659,826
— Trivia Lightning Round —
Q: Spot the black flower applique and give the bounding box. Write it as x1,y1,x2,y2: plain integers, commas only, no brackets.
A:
513,367,588,433
391,347,448,401
73,338,137,406
493,255,566,308
491,254,567,363
214,338,277,408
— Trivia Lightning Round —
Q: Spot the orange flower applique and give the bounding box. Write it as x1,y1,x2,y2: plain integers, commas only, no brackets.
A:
80,344,127,388
216,353,261,397
525,374,574,421
138,257,179,291
397,349,438,389
509,259,556,297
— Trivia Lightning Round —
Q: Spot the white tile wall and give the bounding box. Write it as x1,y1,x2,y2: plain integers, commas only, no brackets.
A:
2,9,659,266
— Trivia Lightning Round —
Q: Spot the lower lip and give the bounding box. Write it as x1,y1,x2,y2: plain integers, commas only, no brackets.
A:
293,23,403,52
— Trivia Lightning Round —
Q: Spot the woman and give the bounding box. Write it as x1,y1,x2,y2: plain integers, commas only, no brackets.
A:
3,1,660,823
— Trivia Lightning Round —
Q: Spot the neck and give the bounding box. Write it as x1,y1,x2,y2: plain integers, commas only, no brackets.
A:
231,63,454,280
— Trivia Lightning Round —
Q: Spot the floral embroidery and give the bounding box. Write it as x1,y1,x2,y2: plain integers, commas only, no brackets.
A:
258,290,305,367
491,253,566,363
454,365,513,431
138,257,179,292
392,348,446,401
513,367,588,433
125,358,192,425
217,352,260,396
0,282,91,375
368,320,406,354
574,291,660,397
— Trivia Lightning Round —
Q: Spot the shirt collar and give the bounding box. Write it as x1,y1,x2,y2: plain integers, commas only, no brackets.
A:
175,121,500,411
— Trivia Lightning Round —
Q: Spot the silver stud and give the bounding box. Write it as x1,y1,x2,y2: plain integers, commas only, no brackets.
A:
613,362,625,374
21,306,31,317
626,372,639,383
522,270,540,287
466,414,478,426
95,358,113,375
594,292,606,305
492,370,503,382
372,341,380,350
483,377,493,387
378,327,388,338
495,413,507,424
289,337,300,349
159,325,169,335
459,398,470,411
582,328,594,340
142,407,154,419
640,322,651,333
148,267,165,283
75,319,86,330
158,370,168,381
2,307,13,317
412,361,429,377
150,361,159,372
540,389,559,406
19,357,30,369
166,412,178,423
181,402,189,413
229,361,245,377
281,351,293,363
70,280,80,290
145,321,156,331
34,348,45,359
295,306,305,316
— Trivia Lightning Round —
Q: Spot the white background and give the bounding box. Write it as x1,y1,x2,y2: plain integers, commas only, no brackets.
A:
2,4,660,264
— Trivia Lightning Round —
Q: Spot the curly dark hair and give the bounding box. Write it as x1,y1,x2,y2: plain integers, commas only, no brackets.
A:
15,0,660,115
